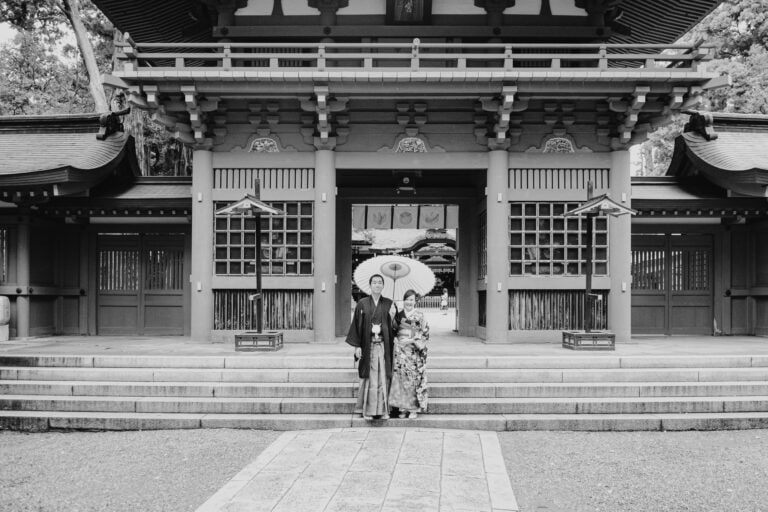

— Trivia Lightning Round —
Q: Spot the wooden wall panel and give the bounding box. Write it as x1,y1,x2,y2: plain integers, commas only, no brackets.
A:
730,230,749,288
755,229,768,287
214,168,315,190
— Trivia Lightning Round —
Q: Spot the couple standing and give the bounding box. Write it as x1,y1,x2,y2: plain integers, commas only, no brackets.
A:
346,274,429,420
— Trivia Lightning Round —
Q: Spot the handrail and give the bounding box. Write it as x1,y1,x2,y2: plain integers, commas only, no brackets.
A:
114,40,713,73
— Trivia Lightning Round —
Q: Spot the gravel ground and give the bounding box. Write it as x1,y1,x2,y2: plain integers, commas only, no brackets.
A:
0,429,280,512
500,430,768,512
3,429,768,512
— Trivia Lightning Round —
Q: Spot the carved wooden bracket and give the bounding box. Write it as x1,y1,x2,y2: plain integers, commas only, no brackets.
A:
480,85,525,145
300,85,349,148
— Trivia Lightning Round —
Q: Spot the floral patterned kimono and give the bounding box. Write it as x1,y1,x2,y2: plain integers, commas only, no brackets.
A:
389,308,429,413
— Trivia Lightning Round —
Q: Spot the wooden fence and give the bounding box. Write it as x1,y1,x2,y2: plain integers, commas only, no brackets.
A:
214,289,313,330
509,290,607,330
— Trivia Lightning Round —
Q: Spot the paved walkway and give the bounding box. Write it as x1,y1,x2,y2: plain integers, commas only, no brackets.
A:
195,428,518,512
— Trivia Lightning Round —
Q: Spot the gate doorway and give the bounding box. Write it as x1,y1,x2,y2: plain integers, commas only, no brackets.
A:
97,233,188,335
631,233,713,335
350,203,459,337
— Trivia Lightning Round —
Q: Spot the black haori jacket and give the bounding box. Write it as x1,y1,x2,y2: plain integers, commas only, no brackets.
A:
345,296,397,379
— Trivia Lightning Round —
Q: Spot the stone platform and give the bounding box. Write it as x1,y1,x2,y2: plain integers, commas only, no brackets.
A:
2,333,768,432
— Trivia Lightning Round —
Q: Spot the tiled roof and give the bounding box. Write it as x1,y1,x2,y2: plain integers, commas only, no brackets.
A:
0,113,138,195
667,112,768,197
611,0,721,45
92,0,216,43
92,0,720,46
101,182,191,200
0,131,129,177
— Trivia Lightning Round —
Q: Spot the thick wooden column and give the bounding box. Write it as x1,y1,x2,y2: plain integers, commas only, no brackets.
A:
335,198,352,337
485,150,510,342
457,198,478,337
609,150,632,342
191,149,214,341
314,148,337,342
15,214,30,339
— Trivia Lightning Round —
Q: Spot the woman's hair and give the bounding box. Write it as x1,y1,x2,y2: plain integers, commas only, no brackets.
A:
442,288,448,294
403,289,418,301
369,273,384,285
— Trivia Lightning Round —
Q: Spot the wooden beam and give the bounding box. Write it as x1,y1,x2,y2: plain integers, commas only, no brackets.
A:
214,25,609,40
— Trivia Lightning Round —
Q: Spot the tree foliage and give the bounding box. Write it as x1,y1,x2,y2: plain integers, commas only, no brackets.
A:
0,31,92,115
0,0,112,111
636,0,768,175
0,0,191,175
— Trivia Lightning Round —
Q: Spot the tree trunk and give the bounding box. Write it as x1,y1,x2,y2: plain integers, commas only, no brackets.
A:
62,0,109,112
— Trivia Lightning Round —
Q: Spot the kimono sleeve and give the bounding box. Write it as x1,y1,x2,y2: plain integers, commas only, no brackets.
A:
345,302,364,348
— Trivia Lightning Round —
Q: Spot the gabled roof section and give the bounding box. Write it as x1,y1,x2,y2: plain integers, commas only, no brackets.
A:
0,113,139,201
92,0,224,43
92,0,720,45
667,112,768,197
563,194,635,217
611,0,721,45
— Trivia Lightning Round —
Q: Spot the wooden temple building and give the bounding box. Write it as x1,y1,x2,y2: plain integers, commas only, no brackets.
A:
3,0,766,344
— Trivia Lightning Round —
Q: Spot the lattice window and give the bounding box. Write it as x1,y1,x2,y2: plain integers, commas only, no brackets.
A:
509,202,609,276
672,249,711,291
214,201,313,276
479,210,487,278
99,249,139,291
631,249,666,291
145,248,185,290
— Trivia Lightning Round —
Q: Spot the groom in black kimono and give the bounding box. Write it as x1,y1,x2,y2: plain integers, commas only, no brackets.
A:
346,274,398,419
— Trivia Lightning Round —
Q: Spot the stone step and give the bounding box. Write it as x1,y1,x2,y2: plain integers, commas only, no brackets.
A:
4,366,768,383
3,395,768,415
2,354,767,370
5,380,768,398
3,410,768,432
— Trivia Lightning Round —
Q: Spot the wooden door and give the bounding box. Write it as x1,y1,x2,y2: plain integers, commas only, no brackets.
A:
631,234,713,335
97,234,186,335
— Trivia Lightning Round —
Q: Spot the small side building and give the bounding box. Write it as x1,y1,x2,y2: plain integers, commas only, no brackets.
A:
631,111,768,336
0,114,192,338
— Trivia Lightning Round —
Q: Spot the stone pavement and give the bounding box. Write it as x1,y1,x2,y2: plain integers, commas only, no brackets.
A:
195,428,518,512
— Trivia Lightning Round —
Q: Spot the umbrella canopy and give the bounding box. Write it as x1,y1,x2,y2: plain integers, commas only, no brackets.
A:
354,255,435,300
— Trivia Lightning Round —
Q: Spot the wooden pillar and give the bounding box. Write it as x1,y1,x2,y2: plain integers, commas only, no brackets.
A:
609,150,632,342
191,149,214,341
314,148,336,342
457,198,478,337
15,214,30,339
485,150,510,342
336,198,352,337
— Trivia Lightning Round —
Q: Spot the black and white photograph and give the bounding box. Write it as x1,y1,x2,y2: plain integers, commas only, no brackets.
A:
2,0,768,510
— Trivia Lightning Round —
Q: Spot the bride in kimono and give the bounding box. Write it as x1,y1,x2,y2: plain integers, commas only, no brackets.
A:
389,289,429,418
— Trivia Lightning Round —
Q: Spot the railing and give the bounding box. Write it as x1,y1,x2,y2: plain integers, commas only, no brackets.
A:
115,39,712,74
418,295,456,310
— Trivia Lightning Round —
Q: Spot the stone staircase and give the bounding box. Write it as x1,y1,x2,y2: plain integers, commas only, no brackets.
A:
2,353,768,431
